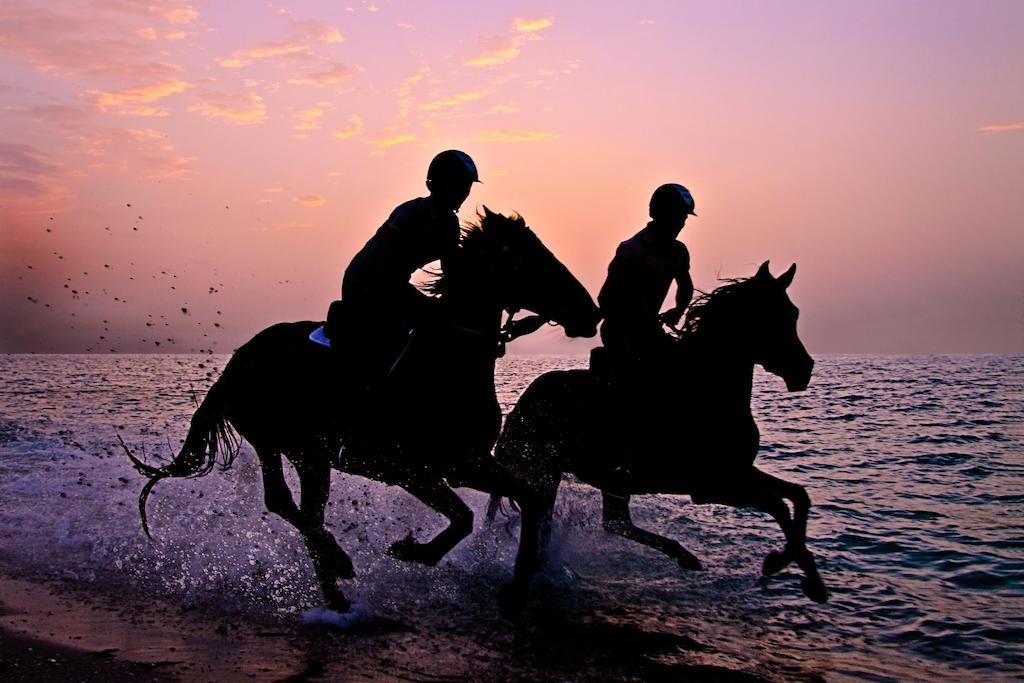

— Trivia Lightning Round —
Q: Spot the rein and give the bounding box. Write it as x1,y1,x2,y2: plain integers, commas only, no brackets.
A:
442,309,551,358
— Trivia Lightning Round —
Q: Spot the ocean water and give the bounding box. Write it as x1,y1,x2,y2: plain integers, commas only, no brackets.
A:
0,353,1021,680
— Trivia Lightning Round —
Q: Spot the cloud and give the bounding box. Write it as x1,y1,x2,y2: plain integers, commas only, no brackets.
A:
14,104,89,129
472,128,556,143
514,17,554,33
91,78,192,116
218,16,343,68
0,142,62,180
289,63,354,87
396,67,430,119
977,122,1024,133
464,36,521,68
263,186,286,193
294,194,326,207
366,132,416,149
136,27,158,39
294,106,327,135
464,16,554,68
396,22,416,30
67,127,195,178
162,6,199,25
333,114,364,139
486,103,519,114
189,91,266,125
419,91,486,111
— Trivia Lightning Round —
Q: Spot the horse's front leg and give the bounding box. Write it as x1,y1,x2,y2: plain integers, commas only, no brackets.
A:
387,477,474,566
601,492,702,571
712,469,827,603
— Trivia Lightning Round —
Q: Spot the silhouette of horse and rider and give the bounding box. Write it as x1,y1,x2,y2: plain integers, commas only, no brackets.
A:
125,150,828,619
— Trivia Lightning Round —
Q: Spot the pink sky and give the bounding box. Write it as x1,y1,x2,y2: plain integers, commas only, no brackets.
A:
1,0,1022,354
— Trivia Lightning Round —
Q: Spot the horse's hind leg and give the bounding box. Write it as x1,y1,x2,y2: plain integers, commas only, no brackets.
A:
258,447,352,612
387,477,474,566
601,493,702,571
499,482,558,619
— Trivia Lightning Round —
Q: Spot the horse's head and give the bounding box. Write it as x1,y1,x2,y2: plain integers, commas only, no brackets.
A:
450,206,599,338
683,261,813,391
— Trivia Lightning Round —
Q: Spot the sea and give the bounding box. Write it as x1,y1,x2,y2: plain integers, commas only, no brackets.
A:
0,353,1021,681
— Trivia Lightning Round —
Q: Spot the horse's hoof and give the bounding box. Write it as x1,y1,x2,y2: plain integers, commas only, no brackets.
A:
801,575,829,604
325,592,352,614
498,582,527,621
386,535,438,566
386,536,418,562
334,553,356,579
762,549,791,576
677,550,703,571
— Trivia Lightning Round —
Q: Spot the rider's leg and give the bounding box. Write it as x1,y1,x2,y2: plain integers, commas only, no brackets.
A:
601,492,702,570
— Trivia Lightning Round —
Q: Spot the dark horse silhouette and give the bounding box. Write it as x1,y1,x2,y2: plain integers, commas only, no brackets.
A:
490,261,828,617
124,208,600,613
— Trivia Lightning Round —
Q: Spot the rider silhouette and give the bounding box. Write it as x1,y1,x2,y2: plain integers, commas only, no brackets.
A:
596,183,697,480
598,183,697,372
325,150,480,387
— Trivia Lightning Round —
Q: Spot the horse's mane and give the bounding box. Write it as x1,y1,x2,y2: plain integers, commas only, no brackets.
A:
679,276,755,340
419,209,527,297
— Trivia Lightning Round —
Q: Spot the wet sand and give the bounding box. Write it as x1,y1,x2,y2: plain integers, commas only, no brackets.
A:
0,570,773,682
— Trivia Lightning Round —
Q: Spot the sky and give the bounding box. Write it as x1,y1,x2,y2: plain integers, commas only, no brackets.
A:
1,0,1022,354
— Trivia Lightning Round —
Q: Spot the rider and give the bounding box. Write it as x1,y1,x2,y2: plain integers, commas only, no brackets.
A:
325,150,480,388
596,183,697,483
598,183,696,373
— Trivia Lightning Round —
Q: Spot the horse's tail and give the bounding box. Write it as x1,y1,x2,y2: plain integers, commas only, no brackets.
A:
121,377,241,539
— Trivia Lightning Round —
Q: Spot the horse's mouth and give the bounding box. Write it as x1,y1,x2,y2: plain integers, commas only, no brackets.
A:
783,358,814,392
563,321,598,338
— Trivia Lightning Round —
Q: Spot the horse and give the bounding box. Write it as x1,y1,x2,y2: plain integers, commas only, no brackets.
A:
490,261,828,617
123,207,600,613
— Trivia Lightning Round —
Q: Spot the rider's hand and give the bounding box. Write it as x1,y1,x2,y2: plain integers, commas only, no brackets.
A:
659,307,683,328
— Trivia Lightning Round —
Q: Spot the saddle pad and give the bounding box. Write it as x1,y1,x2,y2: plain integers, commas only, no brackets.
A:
309,325,332,348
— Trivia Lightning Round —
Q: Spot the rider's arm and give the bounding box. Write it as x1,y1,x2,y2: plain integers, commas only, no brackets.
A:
597,245,644,322
660,244,692,327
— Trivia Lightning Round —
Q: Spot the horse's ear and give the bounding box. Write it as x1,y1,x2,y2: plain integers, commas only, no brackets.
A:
777,263,796,289
756,260,771,279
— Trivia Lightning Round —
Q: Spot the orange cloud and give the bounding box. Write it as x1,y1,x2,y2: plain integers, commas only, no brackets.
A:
366,132,416,149
977,122,1024,133
486,103,519,114
189,91,266,125
464,38,520,68
333,115,364,139
218,17,343,68
92,79,192,116
472,128,556,142
294,194,326,207
163,7,199,25
294,106,327,135
289,63,354,87
514,17,555,33
420,91,487,111
464,16,554,68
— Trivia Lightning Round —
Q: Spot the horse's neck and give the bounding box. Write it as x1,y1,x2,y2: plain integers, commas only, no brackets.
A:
685,333,754,413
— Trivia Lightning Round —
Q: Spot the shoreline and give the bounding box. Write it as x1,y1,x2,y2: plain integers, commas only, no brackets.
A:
0,570,774,682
